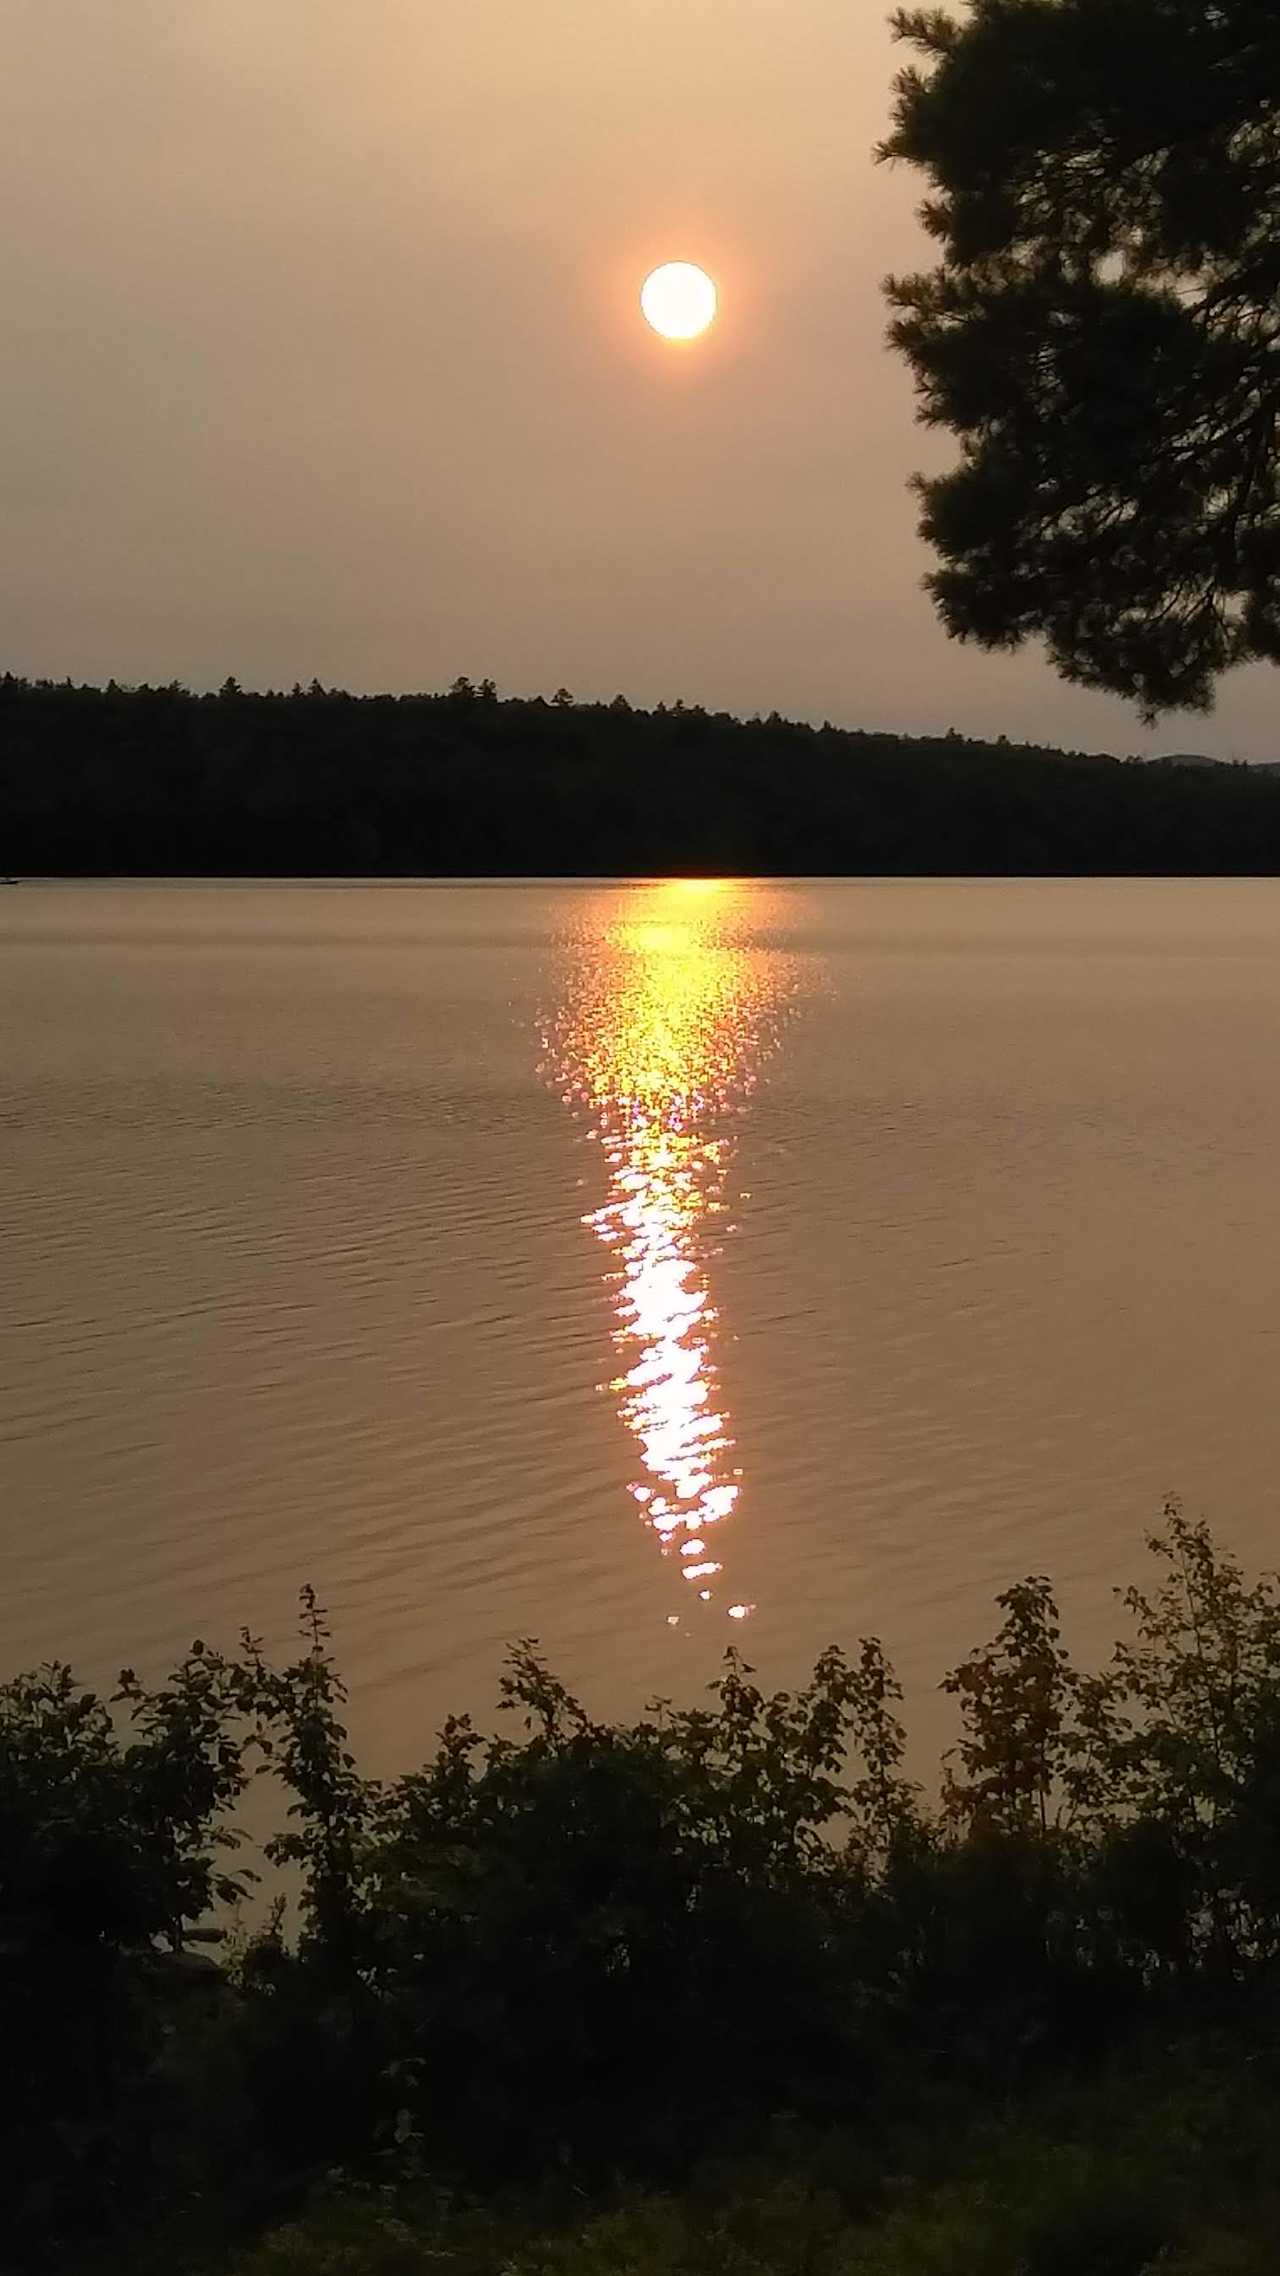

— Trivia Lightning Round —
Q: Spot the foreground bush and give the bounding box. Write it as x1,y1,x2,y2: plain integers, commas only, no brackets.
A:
7,1505,1280,2267
221,2064,1280,2276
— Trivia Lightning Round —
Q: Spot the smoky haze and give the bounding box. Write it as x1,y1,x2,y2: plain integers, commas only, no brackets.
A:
0,0,1273,759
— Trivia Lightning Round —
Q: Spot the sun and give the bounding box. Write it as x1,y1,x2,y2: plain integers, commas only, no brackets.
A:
640,262,718,342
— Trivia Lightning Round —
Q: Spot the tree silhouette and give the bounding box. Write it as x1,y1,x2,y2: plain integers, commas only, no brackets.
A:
882,0,1280,717
6,671,1280,874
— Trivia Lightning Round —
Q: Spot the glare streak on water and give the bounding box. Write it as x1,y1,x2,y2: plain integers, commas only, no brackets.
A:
542,881,803,1622
4,877,1280,1776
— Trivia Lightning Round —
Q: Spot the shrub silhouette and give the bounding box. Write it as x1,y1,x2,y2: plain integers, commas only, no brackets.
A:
7,1503,1280,2264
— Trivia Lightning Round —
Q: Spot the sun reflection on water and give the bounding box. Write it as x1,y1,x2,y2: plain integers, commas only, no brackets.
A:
544,881,797,1621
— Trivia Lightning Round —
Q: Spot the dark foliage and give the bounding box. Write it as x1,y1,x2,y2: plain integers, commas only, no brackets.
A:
881,0,1280,716
5,672,1280,874
8,1507,1280,2268
0,1643,257,2254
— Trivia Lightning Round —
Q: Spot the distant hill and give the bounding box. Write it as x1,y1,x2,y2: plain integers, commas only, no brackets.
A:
6,672,1280,875
1158,752,1280,773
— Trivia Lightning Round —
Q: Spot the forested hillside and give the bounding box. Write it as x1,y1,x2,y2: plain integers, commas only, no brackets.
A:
4,673,1279,874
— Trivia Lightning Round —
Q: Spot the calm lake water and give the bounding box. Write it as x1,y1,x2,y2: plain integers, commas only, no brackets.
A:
5,878,1280,1775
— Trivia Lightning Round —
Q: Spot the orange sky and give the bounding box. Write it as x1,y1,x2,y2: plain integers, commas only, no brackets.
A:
1,0,1272,758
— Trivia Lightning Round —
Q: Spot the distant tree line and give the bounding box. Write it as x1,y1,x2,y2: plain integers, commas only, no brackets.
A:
4,671,1280,874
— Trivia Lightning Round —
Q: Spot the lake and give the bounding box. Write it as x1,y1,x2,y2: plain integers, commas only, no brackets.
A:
5,877,1280,1776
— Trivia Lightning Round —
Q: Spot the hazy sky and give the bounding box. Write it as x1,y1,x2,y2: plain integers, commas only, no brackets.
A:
3,1,1274,759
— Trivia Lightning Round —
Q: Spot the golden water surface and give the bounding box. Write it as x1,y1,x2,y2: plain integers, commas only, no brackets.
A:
7,878,1280,1775
544,881,799,1624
